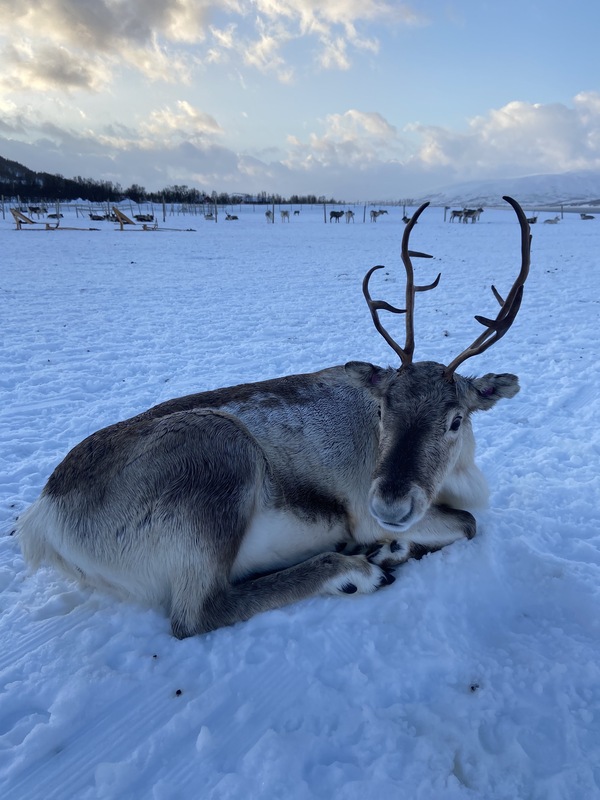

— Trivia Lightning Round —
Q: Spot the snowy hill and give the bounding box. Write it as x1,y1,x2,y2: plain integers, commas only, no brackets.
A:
424,169,600,208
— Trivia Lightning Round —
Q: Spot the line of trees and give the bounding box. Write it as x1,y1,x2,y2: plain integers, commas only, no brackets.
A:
0,156,341,206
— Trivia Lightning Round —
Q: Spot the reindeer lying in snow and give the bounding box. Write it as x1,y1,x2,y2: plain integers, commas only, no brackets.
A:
18,198,531,637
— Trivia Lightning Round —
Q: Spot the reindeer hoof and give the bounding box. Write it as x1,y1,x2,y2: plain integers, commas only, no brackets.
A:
379,571,396,587
367,540,411,570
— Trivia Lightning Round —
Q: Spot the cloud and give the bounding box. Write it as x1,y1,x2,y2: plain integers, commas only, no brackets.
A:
4,94,600,200
0,0,239,90
284,110,407,170
141,101,223,144
241,16,293,80
0,0,425,92
409,94,600,180
0,41,109,93
238,0,426,78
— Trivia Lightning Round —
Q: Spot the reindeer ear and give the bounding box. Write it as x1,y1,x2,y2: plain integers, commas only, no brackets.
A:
344,362,394,393
465,373,520,411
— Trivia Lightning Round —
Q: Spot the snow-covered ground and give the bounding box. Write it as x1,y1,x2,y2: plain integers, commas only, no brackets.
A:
2,203,599,800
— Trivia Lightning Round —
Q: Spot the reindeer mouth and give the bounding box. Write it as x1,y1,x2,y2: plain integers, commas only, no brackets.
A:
373,514,414,533
370,502,419,533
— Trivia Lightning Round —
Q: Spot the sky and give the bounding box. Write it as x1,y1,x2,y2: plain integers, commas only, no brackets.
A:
1,0,600,200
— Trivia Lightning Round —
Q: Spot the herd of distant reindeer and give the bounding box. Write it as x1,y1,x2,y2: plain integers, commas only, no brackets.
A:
13,202,598,229
257,206,597,225
262,208,390,223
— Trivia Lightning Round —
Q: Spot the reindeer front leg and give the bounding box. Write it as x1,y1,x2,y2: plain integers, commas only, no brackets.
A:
350,505,476,571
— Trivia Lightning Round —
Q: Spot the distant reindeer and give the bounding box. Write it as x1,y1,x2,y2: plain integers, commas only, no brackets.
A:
345,210,355,223
280,210,290,222
17,198,531,638
544,216,560,224
370,209,389,222
462,208,484,223
449,210,463,223
265,210,273,223
330,210,344,223
225,214,238,221
580,213,595,220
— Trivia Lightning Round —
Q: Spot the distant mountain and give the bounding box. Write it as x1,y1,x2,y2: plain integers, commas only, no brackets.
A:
423,170,600,208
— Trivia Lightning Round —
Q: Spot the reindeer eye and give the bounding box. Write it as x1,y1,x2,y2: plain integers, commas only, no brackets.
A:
450,415,462,432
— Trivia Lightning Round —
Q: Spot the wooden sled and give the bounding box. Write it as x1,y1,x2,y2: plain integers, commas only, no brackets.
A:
112,206,194,232
11,208,59,230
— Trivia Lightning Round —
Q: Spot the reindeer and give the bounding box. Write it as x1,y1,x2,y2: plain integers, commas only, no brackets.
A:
370,209,389,222
17,197,530,638
330,210,344,223
450,210,463,223
462,208,484,223
345,210,355,223
265,210,273,223
280,210,290,222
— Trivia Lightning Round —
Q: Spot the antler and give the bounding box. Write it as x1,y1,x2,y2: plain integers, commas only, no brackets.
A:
443,195,531,378
363,202,441,366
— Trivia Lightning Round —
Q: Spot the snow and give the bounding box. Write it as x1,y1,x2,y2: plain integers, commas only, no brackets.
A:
1,203,600,800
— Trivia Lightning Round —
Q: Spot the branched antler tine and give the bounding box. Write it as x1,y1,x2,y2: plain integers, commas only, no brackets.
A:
415,273,442,292
401,202,436,362
491,285,505,305
371,300,406,314
500,195,531,312
362,265,410,363
446,286,524,366
363,205,439,366
408,250,434,259
444,197,531,377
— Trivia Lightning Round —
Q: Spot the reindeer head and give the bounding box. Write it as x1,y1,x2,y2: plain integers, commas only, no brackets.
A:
355,197,531,532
